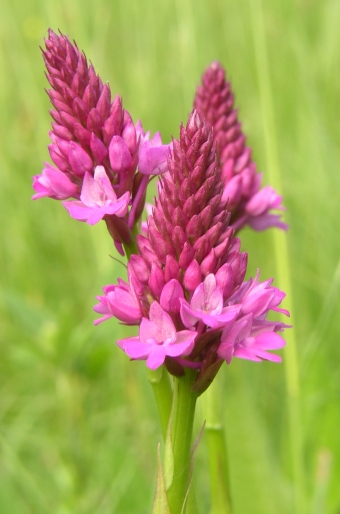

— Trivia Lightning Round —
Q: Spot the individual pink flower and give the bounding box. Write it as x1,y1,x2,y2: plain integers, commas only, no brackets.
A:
93,278,142,325
245,186,287,231
32,163,78,200
117,302,197,369
63,166,130,225
229,269,289,318
218,314,286,364
180,274,240,329
136,120,171,175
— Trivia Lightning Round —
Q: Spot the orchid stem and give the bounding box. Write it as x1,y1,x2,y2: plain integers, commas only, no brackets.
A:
165,368,198,514
147,366,173,440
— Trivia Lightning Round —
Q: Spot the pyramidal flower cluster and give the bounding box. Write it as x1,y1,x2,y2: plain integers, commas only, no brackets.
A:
95,112,290,393
33,30,171,254
194,61,287,232
33,32,290,394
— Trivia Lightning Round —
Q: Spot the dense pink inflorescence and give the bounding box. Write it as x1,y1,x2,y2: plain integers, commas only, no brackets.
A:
194,61,287,232
33,30,170,253
97,111,290,393
33,31,290,393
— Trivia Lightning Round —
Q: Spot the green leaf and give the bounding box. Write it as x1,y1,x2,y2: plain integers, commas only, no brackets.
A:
164,419,174,491
152,444,171,514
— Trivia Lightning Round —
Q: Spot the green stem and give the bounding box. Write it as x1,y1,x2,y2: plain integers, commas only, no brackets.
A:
165,369,198,514
123,223,139,258
147,366,173,440
249,2,305,512
203,381,232,514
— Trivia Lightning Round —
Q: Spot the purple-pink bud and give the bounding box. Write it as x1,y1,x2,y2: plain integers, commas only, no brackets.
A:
148,262,165,298
68,142,94,176
183,260,202,292
160,279,184,314
90,133,107,163
109,136,133,173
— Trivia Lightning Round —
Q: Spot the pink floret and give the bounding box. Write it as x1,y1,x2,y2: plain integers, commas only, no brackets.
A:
117,302,197,369
32,163,78,200
93,279,142,325
63,166,130,225
136,121,172,175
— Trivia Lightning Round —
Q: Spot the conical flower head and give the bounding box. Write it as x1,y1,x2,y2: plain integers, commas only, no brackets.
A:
43,29,137,185
194,61,287,232
34,30,171,254
145,110,246,284
98,111,289,390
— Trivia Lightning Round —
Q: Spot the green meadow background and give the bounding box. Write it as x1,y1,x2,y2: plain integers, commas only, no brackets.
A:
0,0,339,512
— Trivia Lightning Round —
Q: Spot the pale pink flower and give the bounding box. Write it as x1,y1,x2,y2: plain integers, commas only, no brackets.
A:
136,121,171,175
218,314,286,364
180,274,240,329
63,166,130,224
117,302,197,369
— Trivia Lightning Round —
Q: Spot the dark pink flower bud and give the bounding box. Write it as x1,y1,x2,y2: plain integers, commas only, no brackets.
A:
164,255,180,283
215,263,235,300
200,249,217,276
109,136,132,173
148,262,165,298
68,142,93,176
48,144,68,171
122,112,137,154
129,254,150,284
183,260,202,292
160,279,184,314
90,133,107,163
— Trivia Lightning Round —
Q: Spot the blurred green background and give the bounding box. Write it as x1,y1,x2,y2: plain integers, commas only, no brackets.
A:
0,0,339,512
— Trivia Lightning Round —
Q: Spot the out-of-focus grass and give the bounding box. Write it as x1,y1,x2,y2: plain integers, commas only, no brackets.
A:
0,0,339,512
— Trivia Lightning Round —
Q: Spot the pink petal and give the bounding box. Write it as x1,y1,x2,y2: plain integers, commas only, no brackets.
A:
146,347,166,369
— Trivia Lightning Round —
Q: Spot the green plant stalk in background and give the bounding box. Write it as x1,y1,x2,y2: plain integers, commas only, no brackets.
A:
203,382,232,514
250,1,306,512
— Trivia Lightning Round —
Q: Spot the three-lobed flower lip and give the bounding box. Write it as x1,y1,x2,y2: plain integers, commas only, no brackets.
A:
63,166,130,225
180,274,241,329
117,302,197,369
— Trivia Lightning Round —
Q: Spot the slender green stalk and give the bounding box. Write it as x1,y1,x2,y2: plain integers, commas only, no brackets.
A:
249,1,306,512
147,366,173,440
165,369,198,514
203,381,232,514
123,223,140,258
